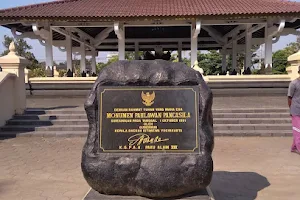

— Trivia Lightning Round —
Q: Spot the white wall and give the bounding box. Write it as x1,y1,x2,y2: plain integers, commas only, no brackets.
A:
0,72,16,126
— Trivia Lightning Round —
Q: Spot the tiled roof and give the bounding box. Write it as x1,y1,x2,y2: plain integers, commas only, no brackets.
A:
1,0,300,20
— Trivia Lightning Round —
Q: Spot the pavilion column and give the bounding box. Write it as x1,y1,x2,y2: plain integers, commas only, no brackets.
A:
245,24,252,70
191,30,198,67
115,22,125,61
135,42,139,60
80,43,86,73
45,28,53,70
221,51,227,72
232,40,237,71
178,41,182,62
118,36,125,60
66,35,72,72
265,23,273,70
191,20,201,67
91,49,96,74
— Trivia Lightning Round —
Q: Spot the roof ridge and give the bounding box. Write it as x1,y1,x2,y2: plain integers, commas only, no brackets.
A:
0,0,80,13
1,0,300,19
0,0,299,13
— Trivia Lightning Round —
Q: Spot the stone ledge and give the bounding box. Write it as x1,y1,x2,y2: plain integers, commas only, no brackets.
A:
29,75,292,84
83,188,211,200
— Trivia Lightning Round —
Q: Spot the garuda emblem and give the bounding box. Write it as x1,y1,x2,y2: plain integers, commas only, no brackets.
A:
141,91,155,106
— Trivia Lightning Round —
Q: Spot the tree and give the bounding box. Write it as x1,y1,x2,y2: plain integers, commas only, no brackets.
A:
95,55,119,74
96,62,108,74
125,51,143,60
182,57,191,67
1,35,45,77
197,50,222,75
1,35,31,56
272,49,290,74
107,55,119,64
272,38,300,74
285,36,300,55
58,69,67,77
28,67,46,78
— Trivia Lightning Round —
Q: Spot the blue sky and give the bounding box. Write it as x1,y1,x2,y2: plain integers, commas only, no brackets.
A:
0,0,299,63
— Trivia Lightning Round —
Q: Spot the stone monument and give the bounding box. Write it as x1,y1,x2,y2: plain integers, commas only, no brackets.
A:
82,60,214,199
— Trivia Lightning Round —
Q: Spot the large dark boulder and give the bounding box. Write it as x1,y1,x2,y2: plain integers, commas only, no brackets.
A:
82,60,214,198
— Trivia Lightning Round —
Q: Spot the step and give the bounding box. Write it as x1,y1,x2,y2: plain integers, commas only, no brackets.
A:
0,131,87,138
214,130,292,137
6,119,88,126
24,109,85,115
213,108,289,113
214,124,291,131
26,107,85,110
0,125,89,132
214,118,291,124
213,113,290,118
13,114,87,120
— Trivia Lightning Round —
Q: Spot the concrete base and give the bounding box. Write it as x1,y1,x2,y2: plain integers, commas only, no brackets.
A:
83,188,211,200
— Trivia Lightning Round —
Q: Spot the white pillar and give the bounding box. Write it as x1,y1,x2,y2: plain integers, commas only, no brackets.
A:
80,43,86,72
265,24,273,68
118,28,125,60
0,42,28,115
134,42,139,60
222,51,227,72
178,42,182,62
191,28,198,67
232,40,237,71
245,25,252,70
45,28,53,68
114,22,125,60
66,36,72,72
91,49,96,74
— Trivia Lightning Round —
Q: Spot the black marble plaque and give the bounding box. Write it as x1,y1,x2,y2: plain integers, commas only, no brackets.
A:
98,86,199,153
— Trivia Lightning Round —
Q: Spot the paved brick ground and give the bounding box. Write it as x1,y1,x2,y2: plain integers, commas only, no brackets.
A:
1,137,299,200
1,96,292,199
0,137,87,200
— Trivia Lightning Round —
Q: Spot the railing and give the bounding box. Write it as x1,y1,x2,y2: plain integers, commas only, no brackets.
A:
205,74,291,82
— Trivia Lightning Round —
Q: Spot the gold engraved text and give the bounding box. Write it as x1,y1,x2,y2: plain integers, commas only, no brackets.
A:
107,113,133,118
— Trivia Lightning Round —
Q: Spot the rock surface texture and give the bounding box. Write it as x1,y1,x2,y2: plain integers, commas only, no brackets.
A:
82,60,214,198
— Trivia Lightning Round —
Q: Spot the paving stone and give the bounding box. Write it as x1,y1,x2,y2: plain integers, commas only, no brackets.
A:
1,137,300,200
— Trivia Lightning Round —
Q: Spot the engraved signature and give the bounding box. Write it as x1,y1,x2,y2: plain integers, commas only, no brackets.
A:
128,133,169,146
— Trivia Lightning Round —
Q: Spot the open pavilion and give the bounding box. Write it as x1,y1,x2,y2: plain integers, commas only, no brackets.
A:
1,0,300,75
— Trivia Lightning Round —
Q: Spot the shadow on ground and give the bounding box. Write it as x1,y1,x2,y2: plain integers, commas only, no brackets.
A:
82,172,269,200
210,171,270,200
0,180,16,194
